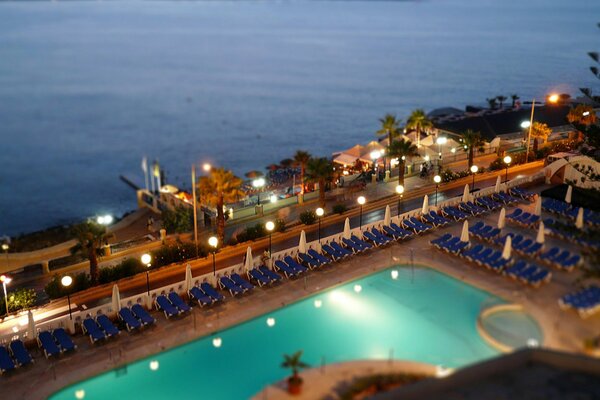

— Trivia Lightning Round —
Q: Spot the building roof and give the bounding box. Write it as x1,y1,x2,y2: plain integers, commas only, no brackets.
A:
427,107,465,118
435,105,572,141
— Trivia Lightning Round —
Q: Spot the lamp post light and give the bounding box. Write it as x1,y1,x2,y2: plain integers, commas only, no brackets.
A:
370,150,381,181
395,185,404,217
470,165,478,193
503,155,512,183
315,207,324,243
357,196,366,230
522,99,535,163
141,253,152,296
436,136,447,174
265,221,275,256
433,175,442,206
0,274,11,317
61,275,73,320
252,178,266,205
2,243,8,269
208,236,218,276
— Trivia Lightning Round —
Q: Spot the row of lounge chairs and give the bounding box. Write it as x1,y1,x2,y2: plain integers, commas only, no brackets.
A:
543,198,600,227
247,265,283,286
538,247,582,272
458,201,487,216
155,292,192,318
542,218,600,250
119,303,157,331
495,233,543,256
506,208,540,227
469,222,501,242
503,260,552,287
0,340,33,374
491,191,520,205
475,196,502,211
559,286,600,318
82,314,120,344
219,274,255,296
37,328,77,358
509,187,536,201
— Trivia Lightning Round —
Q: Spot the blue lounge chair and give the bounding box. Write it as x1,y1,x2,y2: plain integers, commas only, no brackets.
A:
38,331,61,358
448,240,469,254
131,304,157,325
298,252,321,268
382,225,401,239
0,346,15,374
521,242,542,256
248,269,271,286
231,273,255,291
363,231,386,246
97,314,120,337
504,260,528,278
540,247,560,262
168,292,192,313
119,307,142,331
431,233,452,247
331,241,353,257
219,276,245,296
428,211,451,226
372,228,393,243
189,286,213,305
528,269,551,286
390,222,413,237
441,207,468,221
10,340,33,367
308,249,330,265
322,244,342,260
351,235,373,249
53,328,77,352
155,295,181,318
82,318,106,344
510,187,535,200
462,244,483,261
284,256,309,273
274,260,298,278
259,265,283,282
200,282,225,302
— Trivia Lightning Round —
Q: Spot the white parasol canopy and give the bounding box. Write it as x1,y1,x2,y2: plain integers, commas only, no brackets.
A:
421,195,429,214
185,263,193,291
502,235,512,260
460,220,470,243
343,218,351,239
498,207,506,229
462,184,470,203
565,185,572,204
536,221,545,244
495,176,502,193
27,310,36,340
299,230,307,254
575,207,584,229
111,284,121,314
384,205,391,226
534,196,542,216
243,247,254,273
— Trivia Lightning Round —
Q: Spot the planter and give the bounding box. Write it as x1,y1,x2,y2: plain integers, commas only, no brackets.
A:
287,377,303,395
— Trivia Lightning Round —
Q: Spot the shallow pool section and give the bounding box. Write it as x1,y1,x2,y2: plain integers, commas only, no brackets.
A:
52,267,503,400
481,309,543,350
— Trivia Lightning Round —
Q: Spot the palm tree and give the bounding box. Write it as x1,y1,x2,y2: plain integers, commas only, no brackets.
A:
461,129,486,168
496,95,507,108
305,157,334,207
386,138,419,186
376,114,402,171
280,158,294,169
293,150,311,204
567,104,597,126
486,97,498,110
406,109,432,147
70,221,112,284
198,168,244,241
281,350,310,383
510,94,520,108
526,122,552,153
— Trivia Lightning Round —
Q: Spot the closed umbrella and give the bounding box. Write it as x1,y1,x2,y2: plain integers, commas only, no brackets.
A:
299,230,307,254
575,207,584,229
462,184,470,203
185,263,193,292
384,205,391,226
536,221,545,244
460,220,469,243
502,235,512,260
27,310,36,340
534,196,542,216
343,218,351,239
111,284,121,314
243,247,254,273
421,195,429,214
565,185,572,204
495,176,502,193
497,207,506,229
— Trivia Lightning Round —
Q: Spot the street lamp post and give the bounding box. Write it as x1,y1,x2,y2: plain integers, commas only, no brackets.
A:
265,221,275,256
208,236,218,276
395,185,404,217
357,196,366,230
0,275,11,317
524,99,536,163
470,165,478,193
315,208,324,243
252,178,266,205
141,253,152,296
433,175,442,206
370,150,381,182
61,275,73,320
436,136,447,174
503,155,512,183
2,243,8,270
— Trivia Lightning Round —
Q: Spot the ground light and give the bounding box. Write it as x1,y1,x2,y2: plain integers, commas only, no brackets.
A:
353,284,362,293
316,207,324,243
141,253,152,295
209,236,218,275
314,299,322,308
74,389,85,399
395,185,404,217
391,270,399,279
357,196,366,229
265,221,275,256
266,317,276,327
433,175,442,206
470,165,478,192
252,178,266,205
212,337,222,348
61,275,73,320
503,155,512,183
0,274,11,317
149,360,159,371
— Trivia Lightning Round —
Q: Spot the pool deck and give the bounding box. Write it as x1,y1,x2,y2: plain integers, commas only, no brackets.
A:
3,200,600,399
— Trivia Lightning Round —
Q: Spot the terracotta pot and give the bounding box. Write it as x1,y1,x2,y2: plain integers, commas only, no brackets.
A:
287,377,303,395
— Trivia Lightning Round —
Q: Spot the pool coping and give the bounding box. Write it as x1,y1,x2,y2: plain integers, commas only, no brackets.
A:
476,304,543,353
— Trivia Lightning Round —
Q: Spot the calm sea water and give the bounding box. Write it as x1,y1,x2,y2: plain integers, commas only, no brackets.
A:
1,0,598,236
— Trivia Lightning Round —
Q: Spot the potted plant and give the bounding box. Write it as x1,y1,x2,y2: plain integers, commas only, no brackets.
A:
281,350,310,395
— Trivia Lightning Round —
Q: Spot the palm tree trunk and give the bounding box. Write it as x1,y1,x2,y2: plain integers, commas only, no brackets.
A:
468,147,474,168
299,167,305,204
318,178,325,206
398,161,405,186
89,248,98,284
217,195,225,241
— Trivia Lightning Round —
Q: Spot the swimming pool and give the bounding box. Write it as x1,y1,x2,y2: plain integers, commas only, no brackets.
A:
51,267,503,400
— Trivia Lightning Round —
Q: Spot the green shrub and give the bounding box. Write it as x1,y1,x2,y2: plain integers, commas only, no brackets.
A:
98,258,144,285
161,206,193,234
0,288,37,315
274,218,286,233
44,272,92,300
299,210,317,225
332,204,347,215
151,241,203,268
235,223,270,243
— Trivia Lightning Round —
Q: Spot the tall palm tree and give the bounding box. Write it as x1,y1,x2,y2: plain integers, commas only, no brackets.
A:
293,150,311,204
386,138,419,186
305,157,334,207
486,97,498,110
567,105,597,126
406,109,432,147
496,95,507,108
510,94,520,108
70,221,112,284
198,168,244,241
376,114,402,171
461,129,486,168
526,122,552,153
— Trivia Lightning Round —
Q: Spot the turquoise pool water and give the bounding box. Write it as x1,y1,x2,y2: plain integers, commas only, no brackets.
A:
51,267,503,400
482,310,543,349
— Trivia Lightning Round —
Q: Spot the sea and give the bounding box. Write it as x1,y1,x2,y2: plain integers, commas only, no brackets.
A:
1,0,599,236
